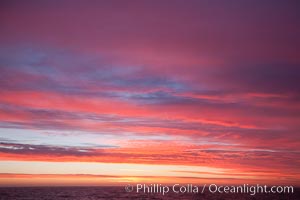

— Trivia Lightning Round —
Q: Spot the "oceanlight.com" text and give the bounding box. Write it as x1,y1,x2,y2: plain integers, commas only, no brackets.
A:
125,183,294,196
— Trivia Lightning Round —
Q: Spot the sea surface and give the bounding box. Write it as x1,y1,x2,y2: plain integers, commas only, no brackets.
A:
0,186,299,200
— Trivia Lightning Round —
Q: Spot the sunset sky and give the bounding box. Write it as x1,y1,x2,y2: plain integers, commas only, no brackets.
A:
0,0,300,186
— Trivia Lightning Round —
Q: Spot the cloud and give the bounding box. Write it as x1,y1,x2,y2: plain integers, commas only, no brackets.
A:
1,141,299,177
0,0,299,185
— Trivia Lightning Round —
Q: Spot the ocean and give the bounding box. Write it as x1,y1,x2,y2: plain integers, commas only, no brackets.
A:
0,186,299,200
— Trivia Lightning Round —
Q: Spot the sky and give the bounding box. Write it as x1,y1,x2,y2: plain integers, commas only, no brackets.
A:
0,0,300,186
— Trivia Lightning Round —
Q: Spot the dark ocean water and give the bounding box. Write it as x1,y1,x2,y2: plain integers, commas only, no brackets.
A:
0,187,299,200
